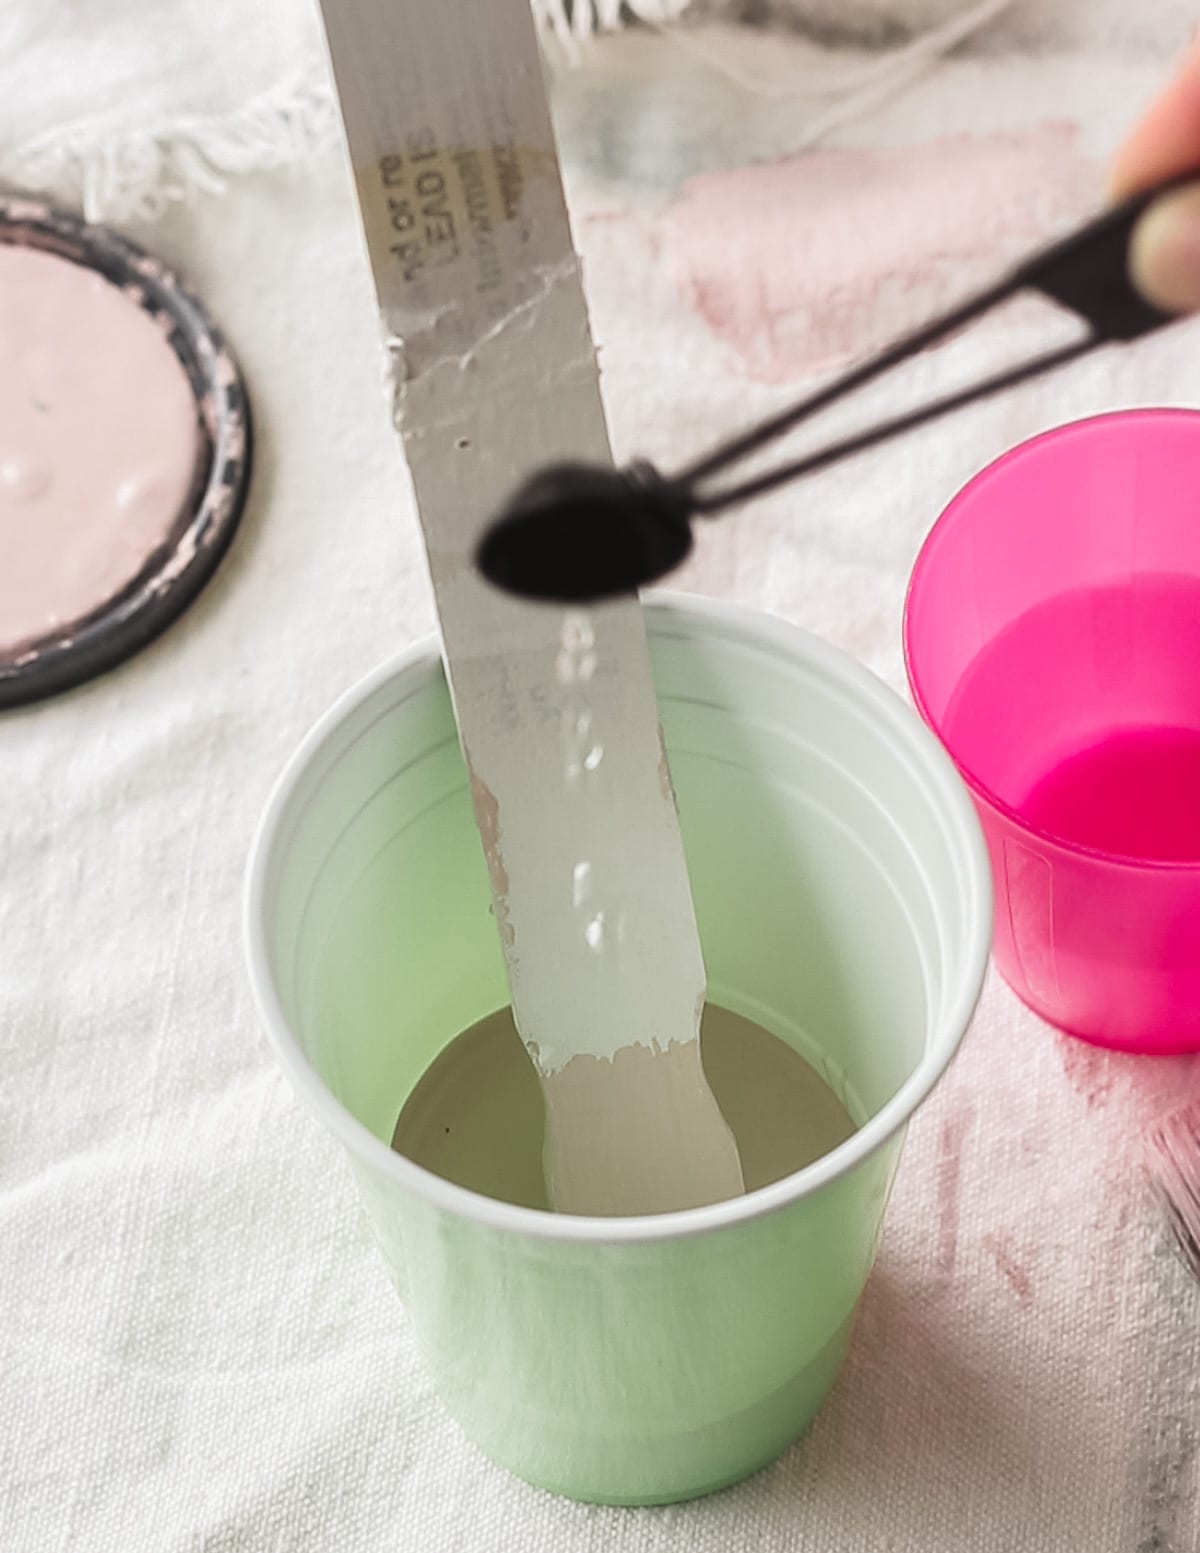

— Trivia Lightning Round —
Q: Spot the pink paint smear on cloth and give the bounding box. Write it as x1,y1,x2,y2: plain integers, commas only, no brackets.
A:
665,125,1096,383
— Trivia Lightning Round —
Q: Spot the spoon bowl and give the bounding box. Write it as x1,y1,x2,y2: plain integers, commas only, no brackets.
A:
476,460,693,602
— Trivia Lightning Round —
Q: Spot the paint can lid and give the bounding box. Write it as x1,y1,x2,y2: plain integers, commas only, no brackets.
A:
0,198,252,708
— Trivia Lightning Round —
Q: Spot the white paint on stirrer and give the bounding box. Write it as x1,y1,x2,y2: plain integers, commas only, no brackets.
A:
316,0,744,1216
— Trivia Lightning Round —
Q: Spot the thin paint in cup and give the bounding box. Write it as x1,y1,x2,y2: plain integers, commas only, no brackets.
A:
245,594,991,1504
939,575,1200,862
391,1001,858,1211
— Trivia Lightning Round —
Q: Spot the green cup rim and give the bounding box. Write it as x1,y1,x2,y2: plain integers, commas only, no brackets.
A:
243,592,992,1246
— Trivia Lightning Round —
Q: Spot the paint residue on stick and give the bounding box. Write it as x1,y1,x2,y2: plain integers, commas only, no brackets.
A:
538,605,743,1213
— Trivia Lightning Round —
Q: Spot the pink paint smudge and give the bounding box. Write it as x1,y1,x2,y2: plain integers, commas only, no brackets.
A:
664,124,1097,383
1057,1035,1120,1111
935,1100,975,1277
983,1230,1034,1303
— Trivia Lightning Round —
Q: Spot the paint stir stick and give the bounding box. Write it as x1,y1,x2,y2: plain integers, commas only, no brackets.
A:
315,0,744,1215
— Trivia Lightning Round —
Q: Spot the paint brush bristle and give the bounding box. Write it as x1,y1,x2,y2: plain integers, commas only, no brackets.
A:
1145,1100,1200,1282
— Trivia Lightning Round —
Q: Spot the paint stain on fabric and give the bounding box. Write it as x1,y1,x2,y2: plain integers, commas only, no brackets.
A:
1058,1035,1119,1111
664,123,1095,382
983,1230,1034,1303
935,1100,975,1277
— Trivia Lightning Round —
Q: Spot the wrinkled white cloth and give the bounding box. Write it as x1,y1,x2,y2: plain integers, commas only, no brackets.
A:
0,0,1194,220
694,0,1196,50
4,8,1200,1553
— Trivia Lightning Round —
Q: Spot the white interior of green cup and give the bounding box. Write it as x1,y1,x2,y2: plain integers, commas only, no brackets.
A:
245,594,991,1244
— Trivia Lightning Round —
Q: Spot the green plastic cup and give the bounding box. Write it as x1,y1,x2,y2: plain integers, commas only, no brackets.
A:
244,594,990,1505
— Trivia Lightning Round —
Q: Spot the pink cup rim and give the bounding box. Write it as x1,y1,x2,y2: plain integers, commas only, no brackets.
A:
904,407,1200,876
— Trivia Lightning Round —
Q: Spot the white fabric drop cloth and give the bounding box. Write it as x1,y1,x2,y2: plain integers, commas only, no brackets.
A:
3,6,1200,1550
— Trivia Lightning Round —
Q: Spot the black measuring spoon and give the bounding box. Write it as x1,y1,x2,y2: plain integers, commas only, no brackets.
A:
478,175,1189,605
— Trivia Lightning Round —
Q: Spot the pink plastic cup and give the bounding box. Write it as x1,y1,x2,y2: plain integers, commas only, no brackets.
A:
905,409,1200,1054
